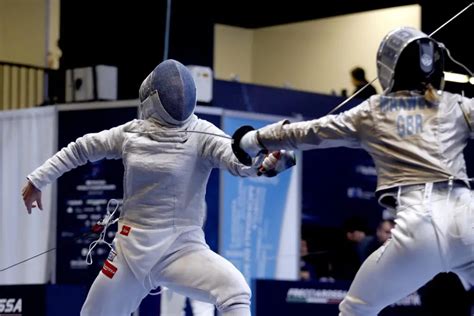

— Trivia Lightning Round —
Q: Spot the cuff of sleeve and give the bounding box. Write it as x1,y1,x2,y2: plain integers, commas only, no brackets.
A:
27,174,43,191
257,119,290,148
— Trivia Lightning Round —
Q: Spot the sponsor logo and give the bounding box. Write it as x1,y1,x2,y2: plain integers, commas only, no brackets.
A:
286,288,346,304
286,288,421,307
120,225,131,236
0,298,22,314
101,260,118,279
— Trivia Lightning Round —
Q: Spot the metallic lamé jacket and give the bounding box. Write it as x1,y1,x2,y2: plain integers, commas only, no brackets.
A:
28,116,256,228
257,91,474,191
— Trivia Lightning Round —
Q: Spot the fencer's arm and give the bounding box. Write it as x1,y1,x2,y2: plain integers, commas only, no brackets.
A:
27,122,131,190
240,102,370,155
200,122,258,177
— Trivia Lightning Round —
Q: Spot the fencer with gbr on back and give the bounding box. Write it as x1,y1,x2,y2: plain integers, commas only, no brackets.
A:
21,59,295,316
235,27,474,315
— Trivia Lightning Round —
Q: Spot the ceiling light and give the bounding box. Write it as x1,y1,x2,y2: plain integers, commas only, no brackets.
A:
444,72,469,83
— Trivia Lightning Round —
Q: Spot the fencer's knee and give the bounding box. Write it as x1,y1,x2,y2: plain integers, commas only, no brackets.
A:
217,295,251,315
215,281,251,313
339,295,378,316
219,304,251,316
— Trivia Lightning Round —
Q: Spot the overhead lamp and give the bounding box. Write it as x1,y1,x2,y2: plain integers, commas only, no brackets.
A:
444,72,469,83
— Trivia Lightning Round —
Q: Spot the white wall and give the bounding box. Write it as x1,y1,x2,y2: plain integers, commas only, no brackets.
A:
214,5,421,95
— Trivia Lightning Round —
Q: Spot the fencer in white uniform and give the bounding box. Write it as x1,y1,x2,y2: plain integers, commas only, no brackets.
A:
21,59,295,316
235,27,474,315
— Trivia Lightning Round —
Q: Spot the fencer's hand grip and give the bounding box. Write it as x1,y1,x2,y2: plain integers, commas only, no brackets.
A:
232,125,256,166
257,151,280,176
259,150,296,177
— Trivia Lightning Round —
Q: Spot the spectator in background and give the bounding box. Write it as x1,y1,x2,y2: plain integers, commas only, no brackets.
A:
333,216,373,280
350,66,377,100
360,219,395,261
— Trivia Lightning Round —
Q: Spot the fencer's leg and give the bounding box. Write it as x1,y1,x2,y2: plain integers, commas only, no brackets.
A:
153,249,251,316
80,245,149,316
160,287,187,316
217,306,249,316
339,208,444,316
160,289,217,316
448,187,474,289
451,253,474,291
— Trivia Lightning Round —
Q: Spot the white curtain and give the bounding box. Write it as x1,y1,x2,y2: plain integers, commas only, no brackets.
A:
0,106,57,284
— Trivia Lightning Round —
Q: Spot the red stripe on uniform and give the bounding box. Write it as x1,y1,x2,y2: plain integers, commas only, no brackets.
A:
101,260,118,279
120,225,131,236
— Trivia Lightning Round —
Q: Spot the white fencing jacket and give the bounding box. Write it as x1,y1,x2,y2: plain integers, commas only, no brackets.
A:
28,115,259,287
256,91,474,192
28,116,257,229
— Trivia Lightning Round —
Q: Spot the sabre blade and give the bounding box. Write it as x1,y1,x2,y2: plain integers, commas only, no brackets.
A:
0,230,94,273
127,129,234,141
0,248,57,272
181,130,233,140
327,78,378,115
429,2,474,37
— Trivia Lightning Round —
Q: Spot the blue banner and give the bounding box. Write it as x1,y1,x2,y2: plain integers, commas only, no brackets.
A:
220,114,300,283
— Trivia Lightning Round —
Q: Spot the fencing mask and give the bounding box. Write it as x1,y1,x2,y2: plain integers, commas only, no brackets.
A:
377,27,444,94
139,59,196,125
